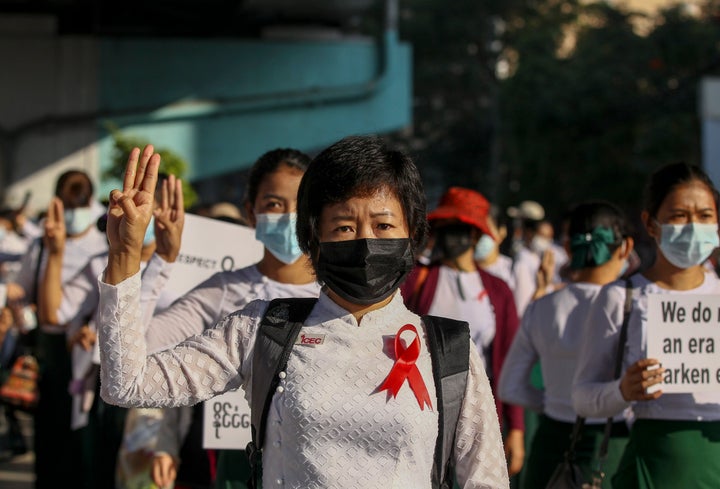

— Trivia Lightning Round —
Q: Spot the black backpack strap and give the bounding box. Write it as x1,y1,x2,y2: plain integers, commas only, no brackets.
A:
422,314,470,489
246,297,317,489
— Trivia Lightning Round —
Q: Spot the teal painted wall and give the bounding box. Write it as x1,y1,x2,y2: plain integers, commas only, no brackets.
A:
97,34,412,193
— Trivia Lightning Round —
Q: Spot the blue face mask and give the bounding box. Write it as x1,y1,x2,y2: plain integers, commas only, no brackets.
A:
474,234,496,261
143,216,156,246
618,259,629,278
255,213,303,264
657,221,720,269
64,207,94,236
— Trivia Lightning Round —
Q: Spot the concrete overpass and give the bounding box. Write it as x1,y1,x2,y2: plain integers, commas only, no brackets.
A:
0,0,412,212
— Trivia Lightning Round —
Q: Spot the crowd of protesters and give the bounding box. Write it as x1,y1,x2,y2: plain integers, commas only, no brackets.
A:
0,135,718,489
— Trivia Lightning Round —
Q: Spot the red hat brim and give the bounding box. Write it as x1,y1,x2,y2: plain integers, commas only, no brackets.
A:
427,207,492,238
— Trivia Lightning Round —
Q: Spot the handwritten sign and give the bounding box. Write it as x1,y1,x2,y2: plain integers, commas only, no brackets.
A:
158,213,262,450
647,294,720,393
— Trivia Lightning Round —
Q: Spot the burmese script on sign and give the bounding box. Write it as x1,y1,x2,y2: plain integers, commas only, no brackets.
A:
162,213,261,449
647,294,720,394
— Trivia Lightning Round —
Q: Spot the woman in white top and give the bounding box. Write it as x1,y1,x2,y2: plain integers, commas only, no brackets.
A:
573,162,720,489
499,201,634,488
97,136,509,489
143,148,321,489
14,170,109,488
36,171,184,489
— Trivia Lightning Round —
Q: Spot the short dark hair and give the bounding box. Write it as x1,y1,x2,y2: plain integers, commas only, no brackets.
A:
644,162,719,217
244,148,311,207
296,135,428,266
54,170,93,208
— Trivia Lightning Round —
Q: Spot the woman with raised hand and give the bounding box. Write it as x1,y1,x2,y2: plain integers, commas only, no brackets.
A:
135,148,320,489
498,201,633,488
37,166,185,489
573,162,720,489
97,136,508,489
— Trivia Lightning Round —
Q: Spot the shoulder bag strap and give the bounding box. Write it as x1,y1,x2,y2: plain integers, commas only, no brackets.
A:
596,278,634,467
422,314,470,489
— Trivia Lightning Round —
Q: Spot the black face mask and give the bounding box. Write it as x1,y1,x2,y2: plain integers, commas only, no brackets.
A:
434,223,474,260
316,238,415,306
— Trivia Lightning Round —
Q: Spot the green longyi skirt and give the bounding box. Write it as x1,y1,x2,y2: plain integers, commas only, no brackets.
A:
612,419,720,489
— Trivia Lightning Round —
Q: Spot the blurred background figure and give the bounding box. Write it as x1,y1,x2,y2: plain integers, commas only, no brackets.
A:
475,204,515,290
0,196,41,285
509,199,568,317
13,169,108,489
499,200,634,488
402,186,525,479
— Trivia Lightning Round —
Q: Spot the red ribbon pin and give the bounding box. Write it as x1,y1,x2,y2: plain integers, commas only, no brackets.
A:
378,324,433,410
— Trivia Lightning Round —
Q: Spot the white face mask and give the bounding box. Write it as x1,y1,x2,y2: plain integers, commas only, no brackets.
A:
656,221,720,269
474,234,496,261
64,207,94,235
530,235,551,255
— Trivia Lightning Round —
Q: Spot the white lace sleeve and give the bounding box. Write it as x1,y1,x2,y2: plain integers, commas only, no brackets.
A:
139,253,174,327
97,271,264,408
454,341,510,489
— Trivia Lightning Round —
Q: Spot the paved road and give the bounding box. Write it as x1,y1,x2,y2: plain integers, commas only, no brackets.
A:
0,409,33,489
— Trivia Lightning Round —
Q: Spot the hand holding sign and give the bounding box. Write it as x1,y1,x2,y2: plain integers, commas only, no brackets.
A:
154,173,185,264
620,358,664,401
105,145,161,284
647,294,720,394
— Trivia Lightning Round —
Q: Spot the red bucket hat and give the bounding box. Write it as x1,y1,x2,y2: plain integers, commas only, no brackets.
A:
427,187,493,238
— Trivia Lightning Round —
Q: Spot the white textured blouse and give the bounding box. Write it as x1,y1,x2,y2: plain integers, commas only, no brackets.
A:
573,273,720,421
142,264,320,353
98,273,509,489
499,283,619,424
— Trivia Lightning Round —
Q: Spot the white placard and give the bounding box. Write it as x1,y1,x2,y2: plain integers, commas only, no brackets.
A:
647,294,720,393
160,213,262,449
203,390,252,450
163,213,264,297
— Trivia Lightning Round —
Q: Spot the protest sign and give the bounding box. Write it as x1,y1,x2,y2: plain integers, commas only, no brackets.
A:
159,213,261,450
203,390,252,449
163,213,263,297
647,294,720,394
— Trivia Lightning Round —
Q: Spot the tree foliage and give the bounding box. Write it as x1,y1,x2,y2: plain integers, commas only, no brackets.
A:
397,0,720,218
103,125,198,209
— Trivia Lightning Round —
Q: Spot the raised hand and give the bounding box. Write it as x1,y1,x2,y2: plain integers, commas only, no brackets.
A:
43,197,66,255
154,173,185,263
104,145,161,284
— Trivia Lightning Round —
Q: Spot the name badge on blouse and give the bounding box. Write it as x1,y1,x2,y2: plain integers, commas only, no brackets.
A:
295,333,326,346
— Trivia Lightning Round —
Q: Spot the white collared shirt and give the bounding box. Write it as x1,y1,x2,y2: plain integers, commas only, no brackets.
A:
499,282,618,424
